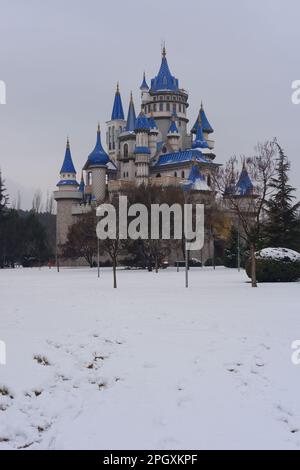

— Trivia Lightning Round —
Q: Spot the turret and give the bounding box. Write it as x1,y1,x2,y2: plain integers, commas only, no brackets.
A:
53,138,82,246
106,83,126,162
148,114,159,157
83,124,109,204
236,162,254,196
125,92,136,132
192,116,209,150
167,115,180,152
192,103,214,149
134,111,151,185
140,72,150,105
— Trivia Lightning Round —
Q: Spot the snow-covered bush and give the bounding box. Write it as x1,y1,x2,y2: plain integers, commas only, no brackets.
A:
246,248,300,283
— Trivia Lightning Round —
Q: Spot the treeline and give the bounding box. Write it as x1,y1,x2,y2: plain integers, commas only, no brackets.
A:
0,175,55,268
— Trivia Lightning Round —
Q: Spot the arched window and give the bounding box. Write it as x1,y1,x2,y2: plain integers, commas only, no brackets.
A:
156,173,161,178
166,103,170,112
124,143,128,158
174,171,177,177
159,102,163,111
162,145,167,154
207,174,212,187
181,170,185,179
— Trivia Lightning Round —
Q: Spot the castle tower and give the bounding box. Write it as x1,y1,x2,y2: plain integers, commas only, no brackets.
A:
192,102,214,150
106,83,126,163
83,124,109,204
148,114,159,157
143,47,189,149
53,138,82,246
134,111,151,185
119,92,137,180
167,114,180,152
192,116,209,150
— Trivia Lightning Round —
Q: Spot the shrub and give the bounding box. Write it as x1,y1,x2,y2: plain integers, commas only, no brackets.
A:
246,248,300,283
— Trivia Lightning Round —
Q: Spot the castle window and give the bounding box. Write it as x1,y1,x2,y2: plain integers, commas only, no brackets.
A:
174,171,177,177
181,170,185,179
159,102,163,111
153,103,157,112
124,143,128,158
173,104,176,114
207,174,212,187
167,96,170,100
166,103,170,111
179,104,182,112
156,173,161,178
162,145,167,154
88,172,92,185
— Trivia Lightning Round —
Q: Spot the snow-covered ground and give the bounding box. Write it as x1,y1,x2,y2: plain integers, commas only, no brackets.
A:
0,266,300,450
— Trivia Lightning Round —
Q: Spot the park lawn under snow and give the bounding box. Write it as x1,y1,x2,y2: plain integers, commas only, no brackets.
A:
0,266,300,450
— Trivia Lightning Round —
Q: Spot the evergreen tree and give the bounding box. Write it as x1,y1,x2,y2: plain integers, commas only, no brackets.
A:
265,143,300,250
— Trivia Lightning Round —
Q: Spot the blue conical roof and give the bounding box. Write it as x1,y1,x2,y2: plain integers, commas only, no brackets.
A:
140,72,149,91
192,118,209,149
86,125,110,167
168,120,179,134
60,138,76,174
192,103,214,134
111,83,125,120
236,164,254,196
125,93,136,132
148,115,158,132
150,47,179,92
135,111,150,133
78,172,85,193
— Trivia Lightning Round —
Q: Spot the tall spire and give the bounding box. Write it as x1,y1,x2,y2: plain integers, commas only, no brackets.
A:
192,116,209,149
150,47,179,92
236,163,254,196
78,171,85,193
57,138,79,187
125,92,137,132
140,72,149,91
60,137,76,174
192,103,214,135
111,82,125,120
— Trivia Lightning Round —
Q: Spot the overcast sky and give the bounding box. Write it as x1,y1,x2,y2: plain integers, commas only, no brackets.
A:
0,0,299,208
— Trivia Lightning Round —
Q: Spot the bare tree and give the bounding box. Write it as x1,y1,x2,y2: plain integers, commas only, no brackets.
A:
214,141,276,287
45,191,54,214
32,189,43,213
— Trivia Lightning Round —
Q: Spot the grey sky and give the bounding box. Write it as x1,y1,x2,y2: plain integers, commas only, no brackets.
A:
0,0,299,208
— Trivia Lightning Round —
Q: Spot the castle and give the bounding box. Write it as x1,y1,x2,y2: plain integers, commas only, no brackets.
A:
54,47,254,262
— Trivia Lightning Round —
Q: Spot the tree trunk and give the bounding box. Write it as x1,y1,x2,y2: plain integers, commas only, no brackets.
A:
113,258,117,289
250,243,257,288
